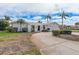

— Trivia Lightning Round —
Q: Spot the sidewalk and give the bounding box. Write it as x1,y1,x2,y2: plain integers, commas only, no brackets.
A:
30,32,79,55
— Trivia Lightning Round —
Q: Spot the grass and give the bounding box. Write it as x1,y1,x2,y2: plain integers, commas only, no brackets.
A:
72,30,79,32
0,31,22,37
0,31,28,42
0,31,33,37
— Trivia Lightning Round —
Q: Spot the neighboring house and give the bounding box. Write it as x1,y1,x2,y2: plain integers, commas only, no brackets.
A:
69,23,79,30
10,21,60,32
59,25,72,30
71,25,79,30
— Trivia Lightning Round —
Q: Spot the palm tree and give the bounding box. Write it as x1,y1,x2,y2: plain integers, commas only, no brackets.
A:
59,11,69,30
45,14,52,23
16,19,25,31
3,16,11,25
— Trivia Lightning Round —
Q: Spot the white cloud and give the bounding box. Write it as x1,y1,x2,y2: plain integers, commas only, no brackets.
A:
0,3,79,25
0,3,79,15
32,16,42,20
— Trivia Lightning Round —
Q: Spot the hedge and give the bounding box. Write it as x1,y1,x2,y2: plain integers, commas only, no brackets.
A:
52,30,72,36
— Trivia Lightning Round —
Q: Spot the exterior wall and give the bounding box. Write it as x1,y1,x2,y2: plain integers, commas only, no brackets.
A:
11,23,28,31
12,23,20,31
45,24,60,31
11,22,60,32
34,24,43,32
28,25,31,32
28,23,44,32
51,24,60,30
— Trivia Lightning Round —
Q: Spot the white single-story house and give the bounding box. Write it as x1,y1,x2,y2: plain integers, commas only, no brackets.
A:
10,21,60,32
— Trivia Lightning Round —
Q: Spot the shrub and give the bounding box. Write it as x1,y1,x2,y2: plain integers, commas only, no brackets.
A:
22,28,28,32
52,30,60,36
52,30,72,36
60,30,72,35
8,27,18,32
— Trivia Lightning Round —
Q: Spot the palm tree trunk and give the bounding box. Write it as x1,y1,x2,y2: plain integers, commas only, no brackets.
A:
20,23,22,32
12,23,13,28
47,18,48,23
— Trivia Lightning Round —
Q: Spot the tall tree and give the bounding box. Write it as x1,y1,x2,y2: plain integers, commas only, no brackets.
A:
4,16,11,28
0,19,9,30
16,19,25,31
0,16,10,30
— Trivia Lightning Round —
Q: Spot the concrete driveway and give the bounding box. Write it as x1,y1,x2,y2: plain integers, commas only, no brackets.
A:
72,32,79,35
30,32,79,55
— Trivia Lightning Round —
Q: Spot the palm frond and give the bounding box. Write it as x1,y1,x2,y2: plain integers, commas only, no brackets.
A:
4,16,10,20
17,19,25,24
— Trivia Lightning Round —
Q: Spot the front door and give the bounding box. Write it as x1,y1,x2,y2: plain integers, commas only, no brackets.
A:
38,25,40,31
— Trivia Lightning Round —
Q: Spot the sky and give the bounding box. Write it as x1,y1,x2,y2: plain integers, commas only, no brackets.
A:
0,3,79,25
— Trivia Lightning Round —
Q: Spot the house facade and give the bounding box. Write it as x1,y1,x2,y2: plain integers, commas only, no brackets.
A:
10,21,60,32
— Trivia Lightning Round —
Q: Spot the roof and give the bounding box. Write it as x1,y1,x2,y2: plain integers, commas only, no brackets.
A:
10,20,59,26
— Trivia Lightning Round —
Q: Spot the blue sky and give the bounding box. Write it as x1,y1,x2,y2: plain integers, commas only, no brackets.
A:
0,3,79,25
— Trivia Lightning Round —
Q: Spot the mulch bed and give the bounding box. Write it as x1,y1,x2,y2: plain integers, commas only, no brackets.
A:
59,34,79,41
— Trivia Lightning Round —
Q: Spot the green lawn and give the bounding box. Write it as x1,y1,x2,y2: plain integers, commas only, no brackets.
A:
0,31,25,42
72,30,79,32
0,31,33,42
0,31,24,37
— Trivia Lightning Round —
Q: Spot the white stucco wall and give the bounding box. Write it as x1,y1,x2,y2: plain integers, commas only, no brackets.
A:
34,24,43,32
12,23,28,31
11,22,60,32
44,23,60,31
28,25,31,32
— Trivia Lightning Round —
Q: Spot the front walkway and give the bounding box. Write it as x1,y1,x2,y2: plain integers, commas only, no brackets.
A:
30,32,79,55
